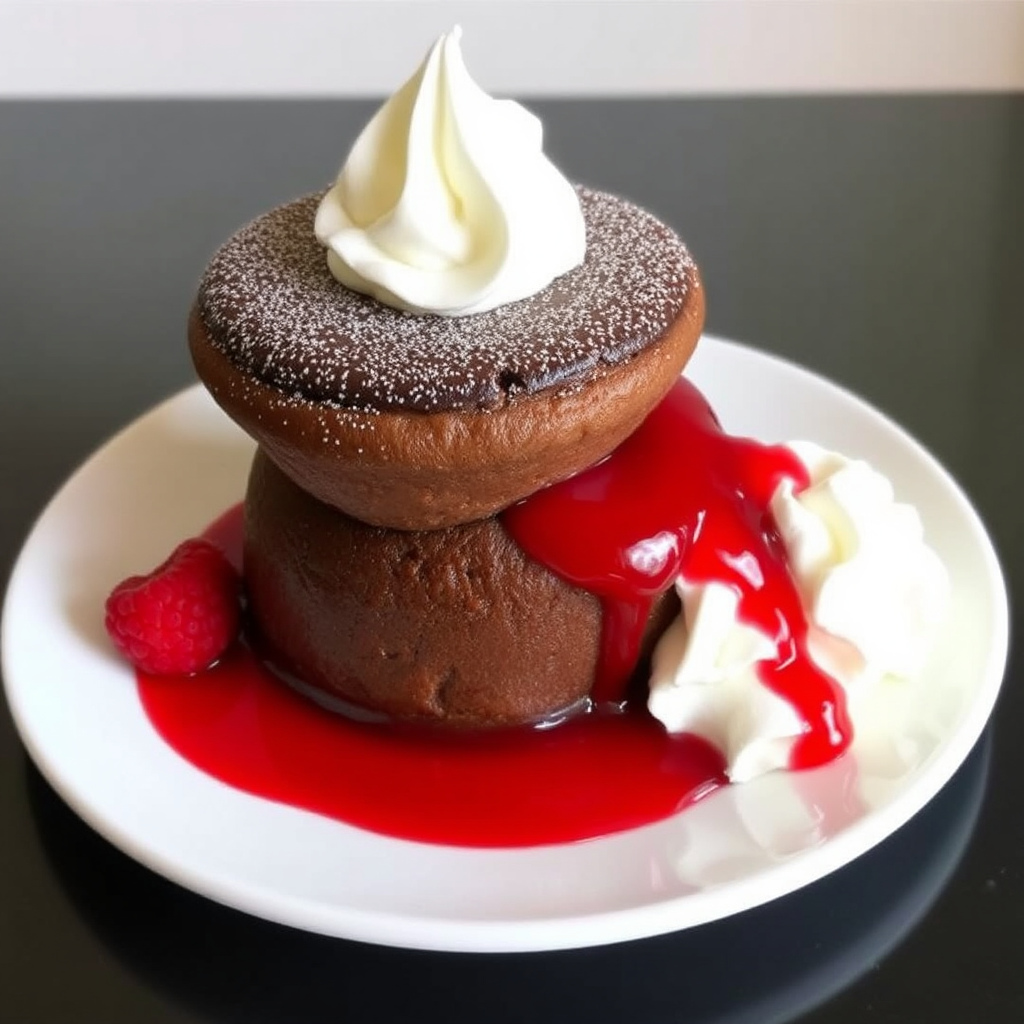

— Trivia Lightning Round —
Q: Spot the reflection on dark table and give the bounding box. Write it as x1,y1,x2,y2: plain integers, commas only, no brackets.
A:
1,98,1022,1023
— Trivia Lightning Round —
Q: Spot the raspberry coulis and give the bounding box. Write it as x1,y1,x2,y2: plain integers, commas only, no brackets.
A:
504,378,851,770
137,379,851,848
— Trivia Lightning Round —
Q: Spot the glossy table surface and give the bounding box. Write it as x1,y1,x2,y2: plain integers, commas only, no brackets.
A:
1,97,1021,1023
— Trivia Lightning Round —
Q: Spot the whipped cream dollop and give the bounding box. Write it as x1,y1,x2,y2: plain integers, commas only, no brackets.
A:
648,443,949,782
314,27,586,316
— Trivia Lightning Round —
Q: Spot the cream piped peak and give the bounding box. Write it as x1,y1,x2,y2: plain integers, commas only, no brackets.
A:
314,26,586,316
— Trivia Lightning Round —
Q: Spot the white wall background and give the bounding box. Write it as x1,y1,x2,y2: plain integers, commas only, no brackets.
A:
2,0,1023,97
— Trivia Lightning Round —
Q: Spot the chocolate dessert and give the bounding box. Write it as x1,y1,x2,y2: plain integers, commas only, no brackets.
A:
187,28,704,727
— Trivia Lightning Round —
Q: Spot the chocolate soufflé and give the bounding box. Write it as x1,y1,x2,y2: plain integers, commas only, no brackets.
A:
190,187,704,531
190,186,704,727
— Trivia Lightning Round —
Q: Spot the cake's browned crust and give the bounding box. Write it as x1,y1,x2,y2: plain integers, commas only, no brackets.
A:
195,189,699,411
191,188,704,530
244,449,679,727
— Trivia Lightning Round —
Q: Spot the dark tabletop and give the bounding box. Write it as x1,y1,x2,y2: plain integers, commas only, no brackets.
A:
0,97,1021,1024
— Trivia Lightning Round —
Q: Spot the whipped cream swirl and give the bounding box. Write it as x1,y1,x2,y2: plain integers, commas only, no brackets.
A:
649,443,949,782
315,27,586,316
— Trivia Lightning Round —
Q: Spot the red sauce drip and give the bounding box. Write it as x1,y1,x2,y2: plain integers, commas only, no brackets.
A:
502,379,852,770
137,505,726,848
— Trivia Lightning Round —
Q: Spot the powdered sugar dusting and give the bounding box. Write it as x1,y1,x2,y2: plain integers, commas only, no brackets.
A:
198,187,698,414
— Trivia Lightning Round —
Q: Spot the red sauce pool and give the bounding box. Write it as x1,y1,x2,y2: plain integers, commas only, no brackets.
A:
137,379,851,848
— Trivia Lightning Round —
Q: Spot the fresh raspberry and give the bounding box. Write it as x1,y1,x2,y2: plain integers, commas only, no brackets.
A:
104,538,241,675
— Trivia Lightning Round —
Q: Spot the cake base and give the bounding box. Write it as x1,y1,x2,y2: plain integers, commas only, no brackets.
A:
243,448,677,727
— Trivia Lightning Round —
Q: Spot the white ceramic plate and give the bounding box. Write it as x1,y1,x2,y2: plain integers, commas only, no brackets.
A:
2,337,1008,953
